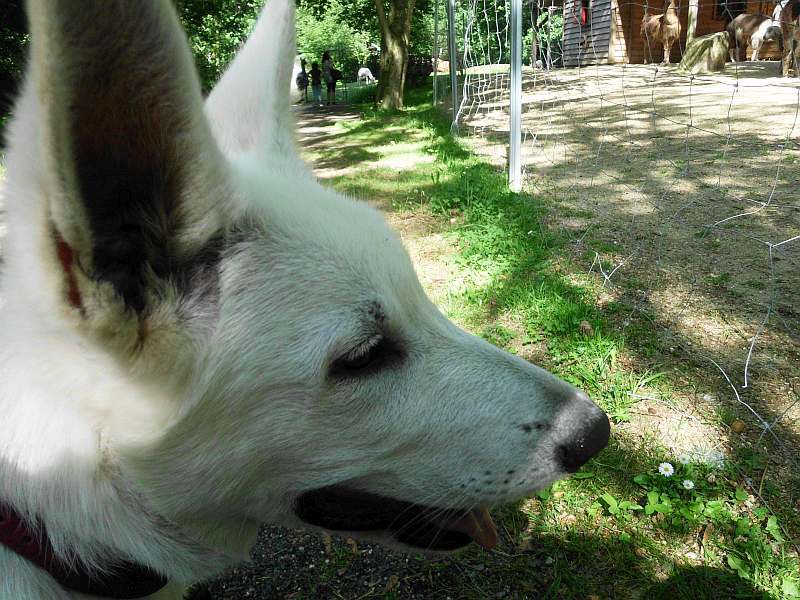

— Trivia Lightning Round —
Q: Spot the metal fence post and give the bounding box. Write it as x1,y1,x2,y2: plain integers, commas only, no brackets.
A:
446,0,459,131
509,0,522,191
433,0,440,105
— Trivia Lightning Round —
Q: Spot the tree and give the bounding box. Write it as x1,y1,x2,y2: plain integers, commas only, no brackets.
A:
0,0,27,131
296,0,370,79
175,0,263,92
374,0,417,110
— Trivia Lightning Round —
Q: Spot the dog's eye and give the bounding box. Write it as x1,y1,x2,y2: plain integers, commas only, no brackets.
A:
331,337,396,376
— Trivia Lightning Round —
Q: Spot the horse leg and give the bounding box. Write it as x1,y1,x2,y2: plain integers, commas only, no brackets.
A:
783,45,792,76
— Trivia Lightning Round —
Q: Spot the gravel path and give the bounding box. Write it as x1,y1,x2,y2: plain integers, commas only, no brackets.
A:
201,526,494,600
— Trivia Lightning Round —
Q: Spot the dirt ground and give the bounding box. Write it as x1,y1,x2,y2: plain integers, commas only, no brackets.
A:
458,62,800,462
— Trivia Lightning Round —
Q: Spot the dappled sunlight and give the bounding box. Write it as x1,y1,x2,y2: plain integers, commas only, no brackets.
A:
372,140,436,170
296,107,443,185
375,152,436,169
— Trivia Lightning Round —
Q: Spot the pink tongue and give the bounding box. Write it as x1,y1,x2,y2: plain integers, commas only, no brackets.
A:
442,508,497,550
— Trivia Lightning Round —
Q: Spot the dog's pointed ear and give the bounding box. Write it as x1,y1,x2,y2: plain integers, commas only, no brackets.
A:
24,0,229,327
205,0,298,159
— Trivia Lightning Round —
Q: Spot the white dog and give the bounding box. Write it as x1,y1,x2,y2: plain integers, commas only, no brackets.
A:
0,1,609,598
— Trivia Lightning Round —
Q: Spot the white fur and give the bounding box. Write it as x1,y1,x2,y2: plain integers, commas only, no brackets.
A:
0,1,606,598
357,67,376,83
737,1,791,62
750,18,775,61
754,0,791,62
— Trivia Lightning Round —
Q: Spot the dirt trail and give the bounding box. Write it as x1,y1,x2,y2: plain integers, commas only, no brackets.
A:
293,105,460,304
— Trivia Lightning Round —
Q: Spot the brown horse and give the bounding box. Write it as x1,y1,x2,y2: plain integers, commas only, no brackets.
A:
726,13,771,62
641,0,682,65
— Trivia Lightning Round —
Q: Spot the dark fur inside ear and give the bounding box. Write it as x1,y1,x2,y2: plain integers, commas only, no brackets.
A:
31,0,227,314
75,138,198,313
77,151,174,312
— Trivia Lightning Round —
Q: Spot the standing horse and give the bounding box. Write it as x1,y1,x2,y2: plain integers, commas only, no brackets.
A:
641,0,682,65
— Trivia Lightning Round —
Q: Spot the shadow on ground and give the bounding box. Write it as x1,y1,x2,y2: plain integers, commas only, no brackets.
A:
200,524,774,599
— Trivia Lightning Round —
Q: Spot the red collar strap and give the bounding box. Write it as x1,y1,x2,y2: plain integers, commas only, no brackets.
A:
0,500,168,598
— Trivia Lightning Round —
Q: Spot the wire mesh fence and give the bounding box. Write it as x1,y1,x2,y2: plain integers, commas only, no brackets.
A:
433,0,800,479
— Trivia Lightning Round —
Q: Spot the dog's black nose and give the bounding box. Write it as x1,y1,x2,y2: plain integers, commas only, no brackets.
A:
556,394,610,472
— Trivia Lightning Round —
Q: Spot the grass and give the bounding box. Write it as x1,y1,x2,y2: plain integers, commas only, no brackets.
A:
299,87,800,599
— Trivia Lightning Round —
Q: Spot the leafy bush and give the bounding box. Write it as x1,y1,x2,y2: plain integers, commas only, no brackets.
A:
297,0,370,82
523,12,564,67
176,0,263,92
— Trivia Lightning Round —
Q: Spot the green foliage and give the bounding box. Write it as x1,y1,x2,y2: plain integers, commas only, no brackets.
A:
448,2,560,67
296,0,371,80
619,457,797,593
300,0,436,57
345,81,379,105
176,0,263,92
0,0,28,138
0,1,27,81
408,2,436,57
523,12,564,66
299,0,379,37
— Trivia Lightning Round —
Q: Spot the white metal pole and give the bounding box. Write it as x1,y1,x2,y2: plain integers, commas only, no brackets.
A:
433,0,440,105
446,0,459,130
509,0,522,191
548,5,555,70
687,0,698,45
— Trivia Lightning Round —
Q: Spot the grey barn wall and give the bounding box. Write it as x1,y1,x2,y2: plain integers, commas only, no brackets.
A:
563,0,613,66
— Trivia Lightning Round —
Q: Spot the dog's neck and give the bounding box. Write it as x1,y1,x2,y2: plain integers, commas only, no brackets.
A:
0,500,169,598
0,331,241,596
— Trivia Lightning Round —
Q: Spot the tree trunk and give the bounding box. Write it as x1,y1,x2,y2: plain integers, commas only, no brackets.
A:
686,0,698,44
375,0,417,110
528,1,540,67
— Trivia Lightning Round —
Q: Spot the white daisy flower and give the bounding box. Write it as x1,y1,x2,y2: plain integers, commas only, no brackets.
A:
682,479,695,490
678,454,691,465
658,462,674,477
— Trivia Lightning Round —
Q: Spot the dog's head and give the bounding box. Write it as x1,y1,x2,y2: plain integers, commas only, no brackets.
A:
5,0,607,562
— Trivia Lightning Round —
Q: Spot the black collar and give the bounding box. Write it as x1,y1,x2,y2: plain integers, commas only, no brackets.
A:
0,500,169,598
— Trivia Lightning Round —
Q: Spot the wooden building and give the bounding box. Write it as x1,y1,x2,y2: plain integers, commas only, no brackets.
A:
562,0,778,66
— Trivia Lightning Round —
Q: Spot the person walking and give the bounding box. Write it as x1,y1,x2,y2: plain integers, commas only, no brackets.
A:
310,61,322,106
322,51,336,105
295,58,309,103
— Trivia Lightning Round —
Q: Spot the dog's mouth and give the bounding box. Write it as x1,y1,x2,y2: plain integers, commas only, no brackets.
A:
294,485,497,551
